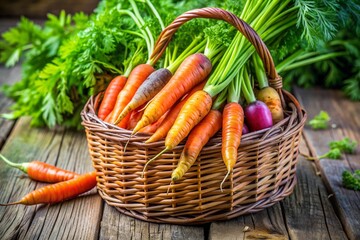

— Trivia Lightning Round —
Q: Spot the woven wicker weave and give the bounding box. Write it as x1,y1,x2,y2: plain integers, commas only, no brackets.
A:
81,8,307,225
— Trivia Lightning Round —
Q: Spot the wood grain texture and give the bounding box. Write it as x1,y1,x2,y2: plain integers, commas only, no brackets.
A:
100,204,205,240
294,87,360,240
208,139,348,240
0,117,102,240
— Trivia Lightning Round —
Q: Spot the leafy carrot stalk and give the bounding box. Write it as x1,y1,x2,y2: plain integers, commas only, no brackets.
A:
0,154,78,183
114,68,172,124
142,90,213,174
252,54,284,123
145,81,206,143
0,171,97,206
97,75,127,120
172,109,222,181
105,63,155,124
133,53,213,133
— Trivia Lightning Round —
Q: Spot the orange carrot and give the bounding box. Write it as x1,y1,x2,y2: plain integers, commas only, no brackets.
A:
145,81,207,143
115,68,172,124
0,154,78,183
220,102,244,190
0,171,97,206
143,90,213,173
172,110,222,181
133,53,212,133
138,111,168,134
97,75,127,120
106,64,155,124
127,104,146,130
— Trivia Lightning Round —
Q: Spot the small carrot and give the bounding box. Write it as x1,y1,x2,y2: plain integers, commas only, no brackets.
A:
115,68,172,124
138,111,168,134
145,81,206,143
143,90,213,173
220,102,244,190
0,154,78,183
97,75,127,120
0,171,97,206
133,53,212,133
127,104,146,130
172,109,222,181
106,64,155,124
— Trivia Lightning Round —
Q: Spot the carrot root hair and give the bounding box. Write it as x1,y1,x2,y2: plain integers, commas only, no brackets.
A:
0,201,21,206
220,170,231,192
141,147,169,178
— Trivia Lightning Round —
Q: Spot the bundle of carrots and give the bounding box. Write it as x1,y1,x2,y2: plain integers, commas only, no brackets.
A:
96,29,283,190
0,154,97,206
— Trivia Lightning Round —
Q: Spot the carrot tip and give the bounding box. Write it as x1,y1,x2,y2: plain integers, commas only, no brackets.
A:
220,170,231,192
141,147,169,178
0,201,20,206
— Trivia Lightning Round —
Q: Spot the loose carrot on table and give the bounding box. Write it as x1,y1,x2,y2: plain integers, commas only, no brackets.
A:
133,53,213,133
105,63,155,125
97,75,127,120
171,109,222,181
145,81,206,143
0,171,97,206
0,154,78,183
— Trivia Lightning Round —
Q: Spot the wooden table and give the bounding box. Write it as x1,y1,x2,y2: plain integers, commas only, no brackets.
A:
0,21,359,240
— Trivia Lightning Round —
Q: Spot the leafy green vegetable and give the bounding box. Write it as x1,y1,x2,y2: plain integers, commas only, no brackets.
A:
342,170,360,191
308,111,331,130
329,137,358,154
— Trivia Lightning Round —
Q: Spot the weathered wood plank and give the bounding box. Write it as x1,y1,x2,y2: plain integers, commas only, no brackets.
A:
281,140,347,240
294,87,360,240
99,204,205,240
209,134,347,240
0,117,102,240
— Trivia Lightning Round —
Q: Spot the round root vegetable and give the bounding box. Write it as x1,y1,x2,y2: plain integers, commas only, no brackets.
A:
220,102,244,190
0,154,78,183
256,86,284,123
106,63,155,124
97,75,127,120
172,109,222,181
115,68,172,124
133,53,212,133
244,100,273,131
0,171,97,206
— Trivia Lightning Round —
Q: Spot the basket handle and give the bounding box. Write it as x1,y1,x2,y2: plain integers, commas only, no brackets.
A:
150,7,283,91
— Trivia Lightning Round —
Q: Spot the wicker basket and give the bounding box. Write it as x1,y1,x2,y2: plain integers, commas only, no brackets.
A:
81,8,307,225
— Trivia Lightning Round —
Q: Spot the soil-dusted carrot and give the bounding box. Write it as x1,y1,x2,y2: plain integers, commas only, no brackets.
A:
0,154,78,183
106,63,155,124
172,109,222,181
114,68,172,124
252,54,283,123
0,171,97,206
145,81,206,143
97,75,127,120
133,53,212,133
221,102,244,189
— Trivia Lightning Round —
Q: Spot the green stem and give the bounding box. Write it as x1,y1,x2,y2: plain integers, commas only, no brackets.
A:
129,0,154,54
0,154,28,173
252,54,268,89
92,60,122,74
280,52,347,72
167,38,206,74
242,66,256,104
